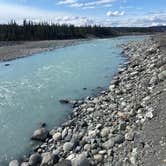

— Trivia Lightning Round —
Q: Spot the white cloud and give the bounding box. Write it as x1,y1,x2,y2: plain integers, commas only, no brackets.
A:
58,0,77,5
131,15,166,27
106,11,125,16
83,0,116,6
103,4,113,7
70,3,83,8
57,0,117,9
103,13,166,27
0,3,166,27
52,16,96,26
0,3,96,26
0,3,68,23
94,0,116,5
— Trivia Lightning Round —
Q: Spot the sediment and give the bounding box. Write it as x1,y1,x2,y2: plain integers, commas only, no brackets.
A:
9,33,166,166
0,39,83,61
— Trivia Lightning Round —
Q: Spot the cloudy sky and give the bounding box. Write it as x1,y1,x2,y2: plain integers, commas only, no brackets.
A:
0,0,166,27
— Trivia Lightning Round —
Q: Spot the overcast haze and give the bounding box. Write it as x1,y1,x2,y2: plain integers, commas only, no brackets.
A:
0,0,166,27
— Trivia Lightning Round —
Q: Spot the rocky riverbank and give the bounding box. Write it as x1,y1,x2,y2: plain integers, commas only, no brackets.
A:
9,34,166,166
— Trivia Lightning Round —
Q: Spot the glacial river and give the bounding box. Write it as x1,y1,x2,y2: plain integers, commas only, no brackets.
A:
0,36,144,164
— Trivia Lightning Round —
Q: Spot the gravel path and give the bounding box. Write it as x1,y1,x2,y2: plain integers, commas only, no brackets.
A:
136,34,166,166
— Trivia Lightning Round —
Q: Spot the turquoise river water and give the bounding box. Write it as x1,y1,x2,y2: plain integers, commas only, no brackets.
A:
0,36,144,164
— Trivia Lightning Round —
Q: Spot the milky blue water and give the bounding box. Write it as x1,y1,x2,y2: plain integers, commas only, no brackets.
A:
0,36,144,164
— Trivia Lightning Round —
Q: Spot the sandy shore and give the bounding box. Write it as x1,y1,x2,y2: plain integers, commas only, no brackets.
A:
9,33,166,166
0,39,84,61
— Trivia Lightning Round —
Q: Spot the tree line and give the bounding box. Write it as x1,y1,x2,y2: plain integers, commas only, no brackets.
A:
0,20,164,41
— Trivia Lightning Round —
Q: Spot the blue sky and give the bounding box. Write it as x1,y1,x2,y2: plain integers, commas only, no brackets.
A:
0,0,166,26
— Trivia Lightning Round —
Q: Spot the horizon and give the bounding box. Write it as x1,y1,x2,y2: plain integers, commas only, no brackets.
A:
0,0,166,27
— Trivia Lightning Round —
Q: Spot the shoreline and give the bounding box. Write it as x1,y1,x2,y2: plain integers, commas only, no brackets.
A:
0,34,149,62
0,39,86,62
9,33,166,166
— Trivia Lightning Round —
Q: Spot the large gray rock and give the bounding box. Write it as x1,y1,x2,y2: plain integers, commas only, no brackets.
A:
63,142,74,153
113,134,125,144
41,152,59,166
29,153,42,166
100,127,110,137
9,160,19,166
53,132,62,141
93,154,103,162
102,134,125,149
84,144,91,151
125,131,135,141
31,128,48,141
102,139,115,149
72,153,90,166
62,128,68,139
59,99,70,104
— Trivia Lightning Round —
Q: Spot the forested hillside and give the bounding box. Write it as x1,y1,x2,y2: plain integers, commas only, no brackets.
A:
0,20,165,41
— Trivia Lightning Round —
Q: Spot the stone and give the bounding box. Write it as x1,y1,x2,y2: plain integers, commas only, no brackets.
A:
121,101,127,108
59,99,69,104
102,139,115,149
93,154,103,162
53,132,62,141
71,135,80,147
75,146,82,153
21,162,29,166
63,142,74,153
29,153,42,166
41,152,59,166
72,153,90,166
88,130,97,138
99,150,107,155
87,107,94,112
142,96,150,102
158,70,166,81
130,148,138,165
84,144,91,151
145,110,153,119
31,128,48,141
113,134,125,144
62,128,68,139
125,131,135,141
96,124,102,130
40,122,46,128
100,127,110,137
9,160,19,166
53,149,60,156
109,85,115,91
117,111,129,120
67,154,76,160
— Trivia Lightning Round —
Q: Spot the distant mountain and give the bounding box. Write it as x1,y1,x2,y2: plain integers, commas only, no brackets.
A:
149,26,166,32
